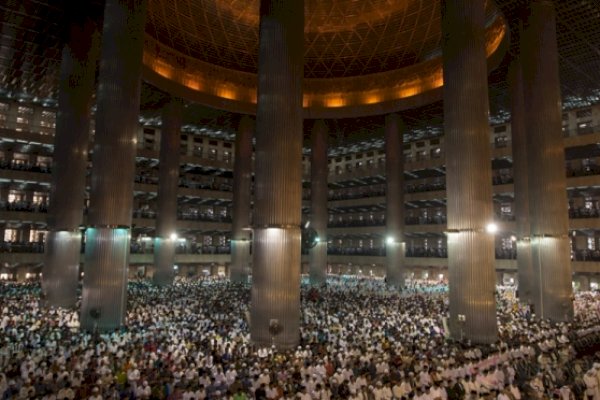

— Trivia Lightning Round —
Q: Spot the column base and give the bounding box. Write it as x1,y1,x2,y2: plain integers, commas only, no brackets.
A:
386,242,406,289
42,230,82,308
153,238,175,286
448,230,498,344
230,239,251,283
496,271,505,286
15,268,28,283
80,227,130,332
577,275,591,292
251,227,301,348
531,236,573,321
516,240,534,304
309,242,327,286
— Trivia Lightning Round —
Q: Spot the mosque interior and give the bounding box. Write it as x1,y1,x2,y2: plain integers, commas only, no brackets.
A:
0,0,599,344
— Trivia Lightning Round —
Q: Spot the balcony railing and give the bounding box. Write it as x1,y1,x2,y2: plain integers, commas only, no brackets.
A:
0,160,51,174
563,124,600,138
0,201,48,213
132,210,232,223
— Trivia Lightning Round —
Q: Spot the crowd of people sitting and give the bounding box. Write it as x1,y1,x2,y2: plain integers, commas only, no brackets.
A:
491,175,513,186
322,173,515,203
569,207,600,219
405,247,448,258
0,160,51,174
406,182,446,194
0,240,44,253
573,249,600,262
326,247,386,256
133,173,232,193
326,247,518,259
567,165,600,178
405,216,447,226
0,200,48,213
326,186,386,201
129,241,231,255
131,209,232,223
328,218,386,228
1,276,600,399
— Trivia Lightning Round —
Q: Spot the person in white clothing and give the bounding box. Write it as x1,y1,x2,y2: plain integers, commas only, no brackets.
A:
87,387,102,400
584,369,599,400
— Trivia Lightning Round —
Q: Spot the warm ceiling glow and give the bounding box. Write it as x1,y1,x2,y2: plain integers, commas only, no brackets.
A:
185,77,201,91
325,97,345,107
143,14,506,112
152,60,174,79
217,86,237,100
364,93,381,104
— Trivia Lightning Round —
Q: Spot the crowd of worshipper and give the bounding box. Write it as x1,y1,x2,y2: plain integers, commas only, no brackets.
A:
1,277,600,399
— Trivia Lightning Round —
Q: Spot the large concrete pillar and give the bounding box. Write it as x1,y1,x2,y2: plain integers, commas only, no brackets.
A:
385,113,406,289
251,0,304,348
509,54,534,305
496,271,504,286
153,97,183,286
20,224,31,244
521,0,573,321
577,274,591,292
309,120,328,286
230,115,254,283
441,0,497,343
43,12,100,308
80,0,147,331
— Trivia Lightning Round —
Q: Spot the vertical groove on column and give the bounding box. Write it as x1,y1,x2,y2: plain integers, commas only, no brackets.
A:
87,0,146,227
442,0,497,343
521,0,573,321
385,113,405,289
81,0,147,332
253,0,303,227
251,0,304,348
509,55,533,305
531,237,572,320
309,120,328,285
231,115,254,283
43,15,99,308
578,275,591,292
44,232,82,308
80,228,130,330
251,228,301,347
153,238,176,283
153,98,182,286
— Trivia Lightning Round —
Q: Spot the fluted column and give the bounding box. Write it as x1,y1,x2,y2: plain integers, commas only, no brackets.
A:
80,0,147,331
521,0,573,321
309,120,328,286
251,0,304,348
153,97,183,286
509,54,534,305
441,0,497,343
43,12,100,308
230,115,254,283
385,113,406,289
577,274,590,292
496,271,504,286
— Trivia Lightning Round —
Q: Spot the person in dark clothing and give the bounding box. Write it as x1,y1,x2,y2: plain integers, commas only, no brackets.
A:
446,378,465,400
255,383,267,400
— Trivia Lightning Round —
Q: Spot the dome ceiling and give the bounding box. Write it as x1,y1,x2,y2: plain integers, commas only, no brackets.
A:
145,0,499,79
